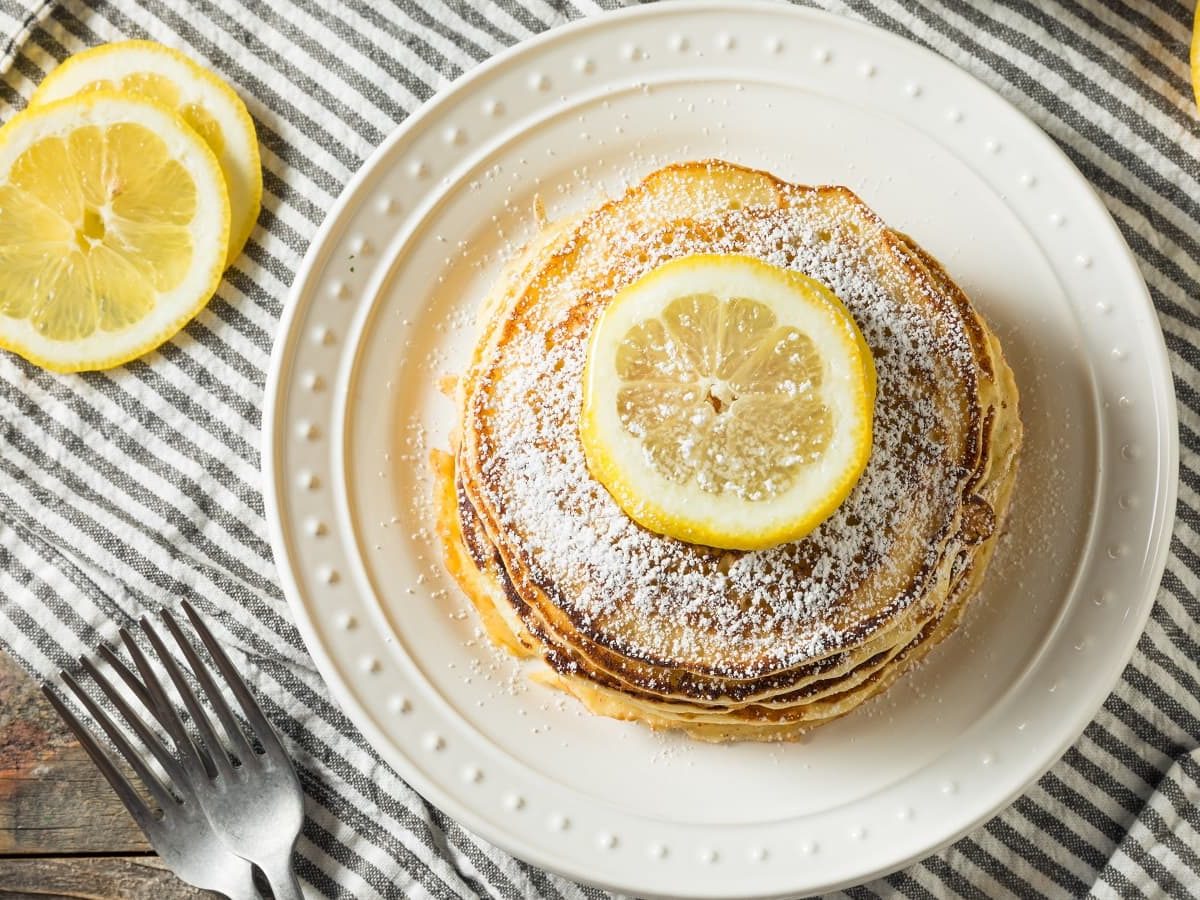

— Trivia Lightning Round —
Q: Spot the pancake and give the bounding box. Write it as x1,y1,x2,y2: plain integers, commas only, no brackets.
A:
434,160,1021,741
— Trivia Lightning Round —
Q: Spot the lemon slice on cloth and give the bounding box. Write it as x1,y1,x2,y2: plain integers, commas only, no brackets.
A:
581,254,876,551
0,93,230,372
31,40,260,266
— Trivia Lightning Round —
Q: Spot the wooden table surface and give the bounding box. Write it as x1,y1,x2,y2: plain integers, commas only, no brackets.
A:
0,651,215,899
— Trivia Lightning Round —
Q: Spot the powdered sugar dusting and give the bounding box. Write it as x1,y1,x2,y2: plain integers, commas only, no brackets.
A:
465,172,980,677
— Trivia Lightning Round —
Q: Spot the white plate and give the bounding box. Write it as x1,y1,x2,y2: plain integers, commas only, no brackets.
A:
264,4,1177,896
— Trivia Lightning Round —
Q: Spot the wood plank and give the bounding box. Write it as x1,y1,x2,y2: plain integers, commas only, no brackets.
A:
0,855,218,898
0,653,149,855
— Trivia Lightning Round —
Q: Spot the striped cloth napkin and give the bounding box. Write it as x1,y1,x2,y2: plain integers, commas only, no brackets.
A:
1,1,1197,897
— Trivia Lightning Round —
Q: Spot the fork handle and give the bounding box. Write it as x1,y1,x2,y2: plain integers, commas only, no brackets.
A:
207,859,262,900
261,855,304,900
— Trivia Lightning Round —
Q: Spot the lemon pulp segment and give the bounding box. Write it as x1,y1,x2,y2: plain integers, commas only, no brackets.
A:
78,71,226,154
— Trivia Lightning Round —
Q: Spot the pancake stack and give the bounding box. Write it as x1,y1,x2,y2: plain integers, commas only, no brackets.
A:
433,160,1021,741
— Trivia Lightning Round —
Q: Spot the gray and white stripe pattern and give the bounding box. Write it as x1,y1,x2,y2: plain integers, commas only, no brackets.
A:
0,1,1197,897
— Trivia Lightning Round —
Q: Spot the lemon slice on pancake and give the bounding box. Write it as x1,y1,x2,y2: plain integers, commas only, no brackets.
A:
0,93,230,372
31,40,261,266
581,254,875,551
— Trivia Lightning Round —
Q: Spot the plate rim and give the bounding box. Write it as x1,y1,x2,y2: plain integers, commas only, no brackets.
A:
263,3,1180,895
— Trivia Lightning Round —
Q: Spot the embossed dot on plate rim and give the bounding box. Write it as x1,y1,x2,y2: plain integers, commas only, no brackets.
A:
389,696,411,714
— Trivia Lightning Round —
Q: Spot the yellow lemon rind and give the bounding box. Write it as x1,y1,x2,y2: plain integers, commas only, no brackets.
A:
1192,3,1200,114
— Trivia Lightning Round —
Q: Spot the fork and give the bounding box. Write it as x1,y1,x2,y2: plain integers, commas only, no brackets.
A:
42,600,305,900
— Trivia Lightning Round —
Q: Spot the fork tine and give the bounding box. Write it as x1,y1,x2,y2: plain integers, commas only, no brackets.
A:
119,627,185,733
106,639,214,780
58,671,176,812
79,654,189,791
97,644,153,710
159,608,255,763
42,683,153,834
180,599,284,757
138,615,235,779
